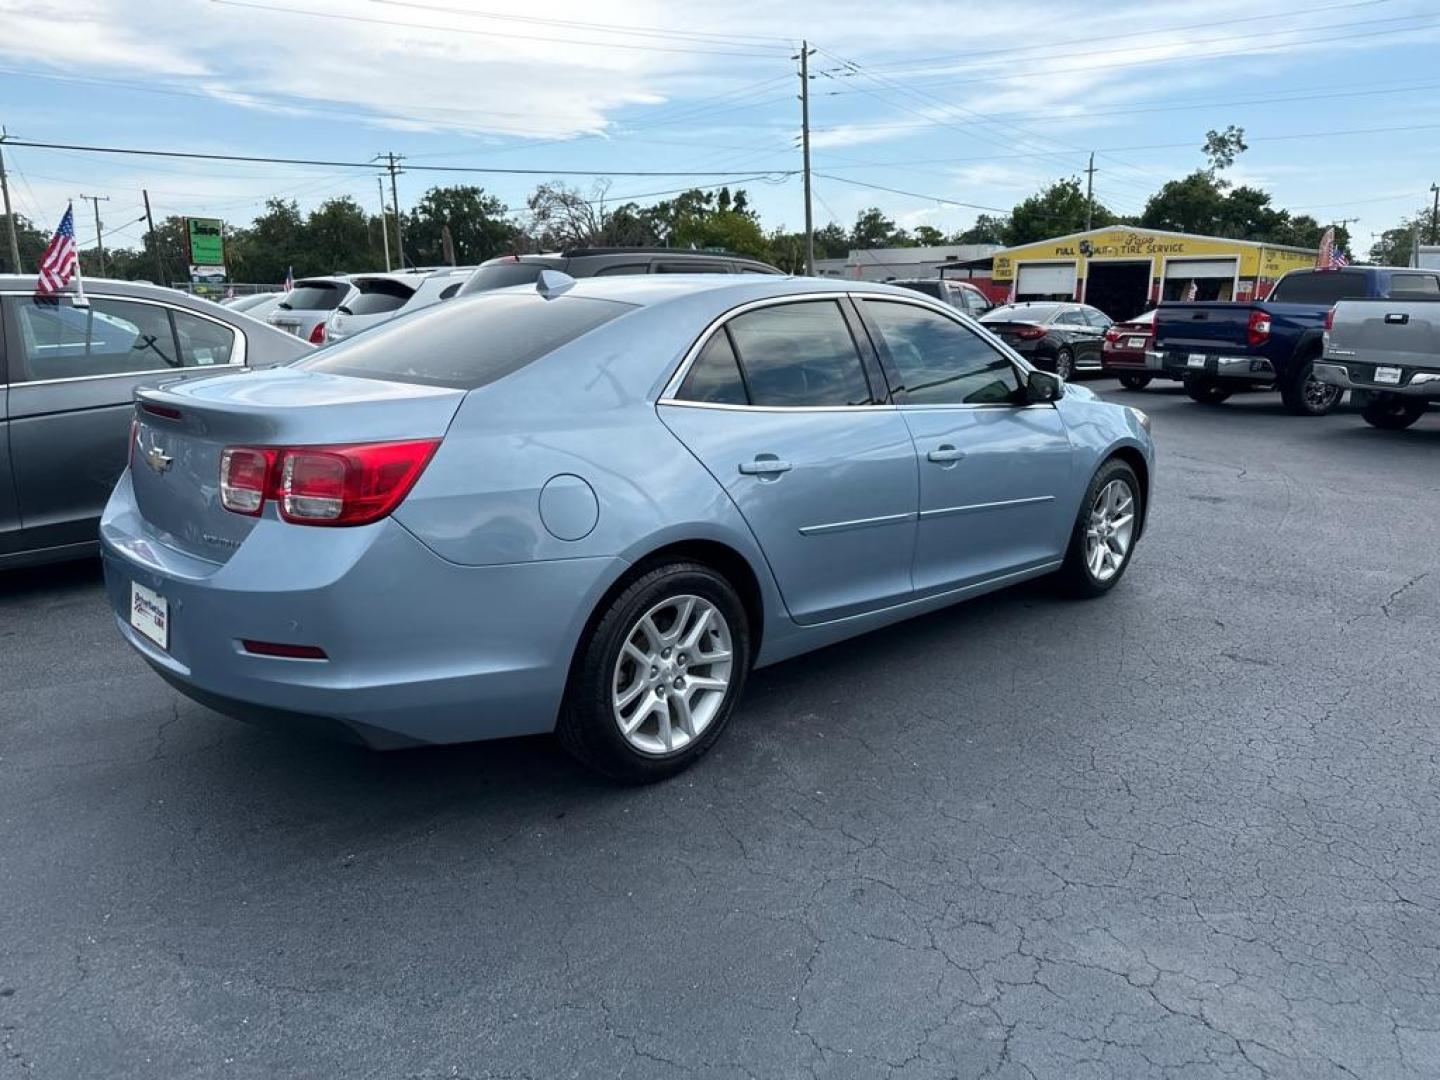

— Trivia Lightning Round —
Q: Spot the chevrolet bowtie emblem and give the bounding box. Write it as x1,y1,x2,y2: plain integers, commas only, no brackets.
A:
143,442,173,474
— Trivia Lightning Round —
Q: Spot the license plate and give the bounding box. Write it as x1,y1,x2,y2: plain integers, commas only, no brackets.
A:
1374,365,1402,385
1126,336,1148,349
130,582,169,651
1187,353,1208,368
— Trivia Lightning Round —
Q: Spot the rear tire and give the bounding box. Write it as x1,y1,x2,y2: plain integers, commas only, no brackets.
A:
1279,357,1343,416
1117,372,1152,390
1361,396,1426,430
557,561,751,783
1054,348,1076,381
1055,459,1142,598
1183,373,1232,405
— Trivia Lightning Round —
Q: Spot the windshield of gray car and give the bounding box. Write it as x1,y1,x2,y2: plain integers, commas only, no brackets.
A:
296,292,635,389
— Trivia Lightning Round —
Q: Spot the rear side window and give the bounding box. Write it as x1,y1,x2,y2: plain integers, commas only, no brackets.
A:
458,261,546,295
279,283,346,311
724,301,873,407
1268,272,1368,305
297,293,633,389
1054,309,1085,326
172,309,238,366
896,281,942,300
653,261,729,274
594,264,648,277
1389,273,1440,295
677,330,749,405
346,279,416,315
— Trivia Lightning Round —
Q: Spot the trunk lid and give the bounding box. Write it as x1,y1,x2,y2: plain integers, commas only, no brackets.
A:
1329,300,1440,370
129,368,465,562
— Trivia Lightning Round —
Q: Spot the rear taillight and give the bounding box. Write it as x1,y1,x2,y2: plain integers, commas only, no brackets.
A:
219,440,440,526
1015,324,1047,340
1103,327,1121,344
1246,309,1271,347
309,322,326,344
1324,306,1336,332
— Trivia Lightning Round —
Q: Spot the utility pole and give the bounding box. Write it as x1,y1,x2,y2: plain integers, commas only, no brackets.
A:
79,193,110,276
797,41,815,276
142,189,165,284
0,129,21,274
1083,152,1097,233
385,153,405,269
377,175,391,272
1430,183,1439,245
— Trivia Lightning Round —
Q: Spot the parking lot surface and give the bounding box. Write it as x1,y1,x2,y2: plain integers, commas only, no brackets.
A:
2,382,1438,1080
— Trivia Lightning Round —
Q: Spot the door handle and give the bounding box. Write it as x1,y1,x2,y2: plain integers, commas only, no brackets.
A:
739,455,792,477
927,444,966,463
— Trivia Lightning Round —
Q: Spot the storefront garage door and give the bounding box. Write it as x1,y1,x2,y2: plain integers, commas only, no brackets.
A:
1016,263,1076,298
1163,258,1236,280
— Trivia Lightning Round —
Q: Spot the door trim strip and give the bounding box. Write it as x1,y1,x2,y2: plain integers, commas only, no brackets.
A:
918,494,1055,521
798,510,915,536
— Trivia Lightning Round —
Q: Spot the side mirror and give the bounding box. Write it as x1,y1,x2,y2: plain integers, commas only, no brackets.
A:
1026,369,1063,404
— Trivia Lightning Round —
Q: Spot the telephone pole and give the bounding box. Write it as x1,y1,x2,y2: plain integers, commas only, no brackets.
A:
797,41,815,276
79,193,110,276
385,153,405,269
142,189,165,284
1430,183,1438,245
0,129,21,274
1083,152,1097,233
377,175,391,272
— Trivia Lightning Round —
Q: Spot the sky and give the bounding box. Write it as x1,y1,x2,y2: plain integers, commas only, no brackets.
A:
3,0,1439,258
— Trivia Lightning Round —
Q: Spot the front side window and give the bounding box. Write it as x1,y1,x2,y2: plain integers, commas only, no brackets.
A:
676,329,749,405
861,299,1020,406
724,300,873,407
10,296,187,381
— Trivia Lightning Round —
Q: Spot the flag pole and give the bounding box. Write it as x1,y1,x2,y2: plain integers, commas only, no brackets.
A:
69,200,89,307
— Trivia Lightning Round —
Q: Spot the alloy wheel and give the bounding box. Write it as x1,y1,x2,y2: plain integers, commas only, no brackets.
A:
1085,479,1136,582
1304,371,1342,412
611,595,734,756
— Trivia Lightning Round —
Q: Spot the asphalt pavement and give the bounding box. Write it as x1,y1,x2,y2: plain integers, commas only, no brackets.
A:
2,381,1438,1080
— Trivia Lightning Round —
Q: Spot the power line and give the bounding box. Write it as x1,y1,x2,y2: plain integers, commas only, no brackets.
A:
814,173,1010,213
209,0,788,58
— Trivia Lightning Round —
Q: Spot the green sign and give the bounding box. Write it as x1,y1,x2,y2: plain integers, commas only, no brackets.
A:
186,217,225,266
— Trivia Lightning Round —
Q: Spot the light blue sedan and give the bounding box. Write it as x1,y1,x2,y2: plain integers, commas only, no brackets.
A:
101,274,1153,781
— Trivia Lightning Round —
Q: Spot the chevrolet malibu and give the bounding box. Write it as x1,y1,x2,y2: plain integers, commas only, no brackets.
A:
102,274,1154,782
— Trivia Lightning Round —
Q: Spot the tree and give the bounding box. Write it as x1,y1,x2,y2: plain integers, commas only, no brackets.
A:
405,185,516,266
228,199,307,284
524,181,613,250
1005,178,1113,245
1203,125,1248,172
911,224,946,246
957,214,1008,245
851,207,898,249
305,196,377,273
0,212,48,274
1139,171,1229,235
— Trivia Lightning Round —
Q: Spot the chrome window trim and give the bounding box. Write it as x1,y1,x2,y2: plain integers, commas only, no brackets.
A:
1,290,248,385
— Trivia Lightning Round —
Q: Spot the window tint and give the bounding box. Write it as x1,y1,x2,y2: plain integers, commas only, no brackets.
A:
677,329,748,405
737,264,780,275
861,300,1020,406
458,261,546,295
725,300,872,407
346,279,416,315
1267,271,1368,305
172,309,238,367
594,264,648,276
11,296,185,381
298,292,632,389
1389,273,1440,295
278,283,346,311
653,261,730,274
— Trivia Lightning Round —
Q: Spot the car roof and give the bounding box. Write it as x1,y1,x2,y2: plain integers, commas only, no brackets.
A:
480,273,965,311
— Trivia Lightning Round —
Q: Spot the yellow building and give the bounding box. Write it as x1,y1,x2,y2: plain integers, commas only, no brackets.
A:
991,227,1316,320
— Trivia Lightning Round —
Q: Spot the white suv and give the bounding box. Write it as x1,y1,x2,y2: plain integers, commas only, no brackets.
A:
324,267,474,343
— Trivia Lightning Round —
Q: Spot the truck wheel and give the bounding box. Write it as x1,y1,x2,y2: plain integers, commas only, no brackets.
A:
1360,397,1426,430
1183,373,1231,405
1279,358,1343,416
1118,373,1152,390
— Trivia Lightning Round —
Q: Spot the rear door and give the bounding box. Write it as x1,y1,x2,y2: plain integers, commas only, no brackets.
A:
855,296,1075,594
658,297,919,624
0,302,19,557
2,292,245,551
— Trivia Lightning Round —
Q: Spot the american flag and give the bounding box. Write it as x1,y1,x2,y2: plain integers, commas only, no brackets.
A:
36,204,79,296
1316,226,1349,270
1184,279,1198,301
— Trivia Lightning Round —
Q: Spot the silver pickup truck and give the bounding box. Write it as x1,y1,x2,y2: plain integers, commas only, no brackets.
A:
1317,298,1440,429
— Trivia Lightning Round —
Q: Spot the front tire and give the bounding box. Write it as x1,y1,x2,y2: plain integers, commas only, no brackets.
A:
1361,396,1426,430
1280,357,1343,416
1183,372,1232,405
1117,372,1152,390
1056,459,1142,598
1054,348,1076,381
557,562,751,783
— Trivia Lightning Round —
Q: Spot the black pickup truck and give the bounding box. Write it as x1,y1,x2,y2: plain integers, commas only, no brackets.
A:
1152,266,1440,415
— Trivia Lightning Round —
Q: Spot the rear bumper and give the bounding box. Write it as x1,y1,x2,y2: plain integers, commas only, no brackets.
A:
101,473,626,747
1101,349,1168,374
1160,350,1275,382
1314,362,1440,399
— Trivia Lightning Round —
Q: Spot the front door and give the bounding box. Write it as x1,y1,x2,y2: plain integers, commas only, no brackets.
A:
855,297,1075,594
659,298,917,624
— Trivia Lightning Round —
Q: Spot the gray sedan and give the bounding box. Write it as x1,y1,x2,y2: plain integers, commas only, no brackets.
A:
0,276,310,569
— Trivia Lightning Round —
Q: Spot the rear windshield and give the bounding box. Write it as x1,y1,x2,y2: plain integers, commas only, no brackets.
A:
895,281,941,299
279,283,346,311
983,303,1061,323
297,292,634,389
346,279,416,315
1268,272,1368,305
458,261,547,295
